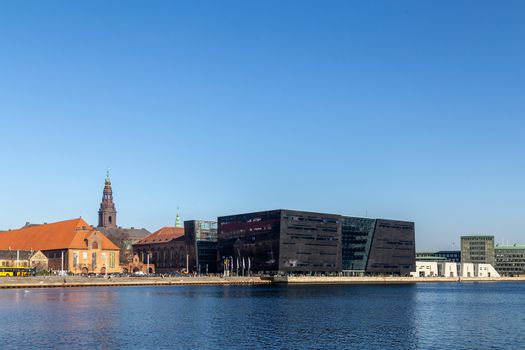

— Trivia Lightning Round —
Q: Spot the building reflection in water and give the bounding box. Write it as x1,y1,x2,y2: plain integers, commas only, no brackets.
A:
5,288,120,348
3,284,523,349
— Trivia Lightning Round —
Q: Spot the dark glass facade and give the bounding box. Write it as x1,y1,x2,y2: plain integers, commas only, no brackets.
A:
365,219,415,275
218,210,281,272
279,210,341,272
342,217,415,276
341,217,376,272
218,210,415,275
184,220,218,273
218,210,341,273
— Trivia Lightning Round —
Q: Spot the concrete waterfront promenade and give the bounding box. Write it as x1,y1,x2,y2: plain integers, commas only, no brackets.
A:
2,275,525,289
0,276,272,289
272,276,525,284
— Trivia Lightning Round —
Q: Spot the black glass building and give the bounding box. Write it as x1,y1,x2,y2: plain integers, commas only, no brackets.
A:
218,210,342,274
341,217,376,273
218,209,416,275
341,217,416,276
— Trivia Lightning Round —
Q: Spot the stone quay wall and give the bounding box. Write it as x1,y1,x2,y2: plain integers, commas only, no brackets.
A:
272,276,525,284
2,275,525,289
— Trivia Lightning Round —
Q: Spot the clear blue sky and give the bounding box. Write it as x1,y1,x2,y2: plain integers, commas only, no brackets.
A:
1,1,524,250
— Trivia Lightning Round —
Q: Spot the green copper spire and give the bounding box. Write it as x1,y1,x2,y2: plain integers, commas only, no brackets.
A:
175,207,182,228
105,169,111,183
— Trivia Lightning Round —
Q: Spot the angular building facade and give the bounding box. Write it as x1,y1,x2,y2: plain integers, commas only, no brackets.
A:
341,217,375,273
218,210,342,274
341,217,415,276
218,209,416,275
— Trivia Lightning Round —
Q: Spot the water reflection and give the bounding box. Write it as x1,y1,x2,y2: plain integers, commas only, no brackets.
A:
0,284,524,349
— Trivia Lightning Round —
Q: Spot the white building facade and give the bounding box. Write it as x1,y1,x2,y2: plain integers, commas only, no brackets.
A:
411,261,499,278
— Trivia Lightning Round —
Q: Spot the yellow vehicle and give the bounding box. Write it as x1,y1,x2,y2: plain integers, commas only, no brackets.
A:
0,267,36,277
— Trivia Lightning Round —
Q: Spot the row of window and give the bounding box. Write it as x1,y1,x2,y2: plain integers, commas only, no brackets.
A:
72,251,116,269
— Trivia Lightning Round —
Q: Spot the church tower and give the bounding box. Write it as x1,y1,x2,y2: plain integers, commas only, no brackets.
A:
98,170,117,228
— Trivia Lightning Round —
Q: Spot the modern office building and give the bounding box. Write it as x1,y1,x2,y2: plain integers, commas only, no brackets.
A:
218,209,416,275
494,244,525,276
218,210,342,274
341,217,375,274
184,220,218,274
341,217,415,276
416,251,461,263
461,235,495,266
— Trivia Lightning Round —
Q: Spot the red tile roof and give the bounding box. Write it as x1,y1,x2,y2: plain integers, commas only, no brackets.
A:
134,226,184,245
0,218,119,251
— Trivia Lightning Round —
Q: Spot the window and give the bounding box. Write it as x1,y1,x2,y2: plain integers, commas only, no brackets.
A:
110,252,116,268
73,252,79,268
92,252,97,269
92,241,99,250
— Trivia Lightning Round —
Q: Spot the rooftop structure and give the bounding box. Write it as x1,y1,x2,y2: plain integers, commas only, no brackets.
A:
95,172,150,262
133,220,186,273
98,170,117,228
134,226,184,245
416,251,461,263
0,218,118,251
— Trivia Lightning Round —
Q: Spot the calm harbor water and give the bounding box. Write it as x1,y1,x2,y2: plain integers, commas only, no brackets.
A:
1,283,524,349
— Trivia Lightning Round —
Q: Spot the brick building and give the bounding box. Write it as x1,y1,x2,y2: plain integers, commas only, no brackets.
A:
133,217,186,273
0,218,120,274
